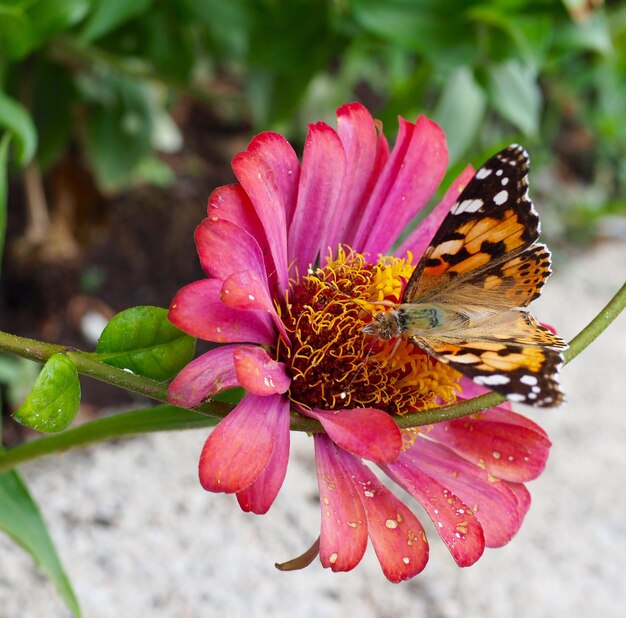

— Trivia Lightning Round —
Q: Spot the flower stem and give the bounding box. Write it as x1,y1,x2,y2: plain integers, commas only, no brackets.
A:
0,280,624,464
0,406,218,474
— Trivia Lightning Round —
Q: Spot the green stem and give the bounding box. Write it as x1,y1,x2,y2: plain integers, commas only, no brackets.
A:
0,279,624,469
0,405,218,473
563,281,626,364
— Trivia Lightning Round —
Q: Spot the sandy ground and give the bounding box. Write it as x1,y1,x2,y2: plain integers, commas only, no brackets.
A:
1,241,625,618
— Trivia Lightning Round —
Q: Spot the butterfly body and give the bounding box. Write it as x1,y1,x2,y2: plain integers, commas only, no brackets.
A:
365,144,567,407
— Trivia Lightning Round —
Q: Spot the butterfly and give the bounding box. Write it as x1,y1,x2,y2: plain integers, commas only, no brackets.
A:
364,144,567,407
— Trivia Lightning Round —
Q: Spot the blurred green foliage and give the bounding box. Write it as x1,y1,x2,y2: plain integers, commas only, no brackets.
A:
0,0,624,215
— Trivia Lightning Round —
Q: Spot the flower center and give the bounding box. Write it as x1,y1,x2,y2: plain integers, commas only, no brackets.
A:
277,247,461,415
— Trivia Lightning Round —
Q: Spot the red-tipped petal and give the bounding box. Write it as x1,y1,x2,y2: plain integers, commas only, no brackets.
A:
314,435,368,572
288,122,346,274
341,454,429,582
304,407,402,464
207,184,262,237
169,279,274,344
195,219,266,281
383,458,485,567
220,270,274,312
322,103,379,250
406,437,523,547
220,271,290,342
232,132,299,292
236,396,291,513
504,481,531,520
167,345,241,408
428,417,551,482
359,115,448,255
233,347,290,395
199,393,284,493
395,164,475,259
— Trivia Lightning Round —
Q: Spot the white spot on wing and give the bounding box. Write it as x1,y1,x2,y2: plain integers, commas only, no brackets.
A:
493,190,508,205
507,393,526,402
520,375,538,386
452,198,484,215
475,167,492,179
474,375,510,386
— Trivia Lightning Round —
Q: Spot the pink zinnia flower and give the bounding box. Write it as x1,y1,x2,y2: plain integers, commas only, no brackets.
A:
167,103,551,582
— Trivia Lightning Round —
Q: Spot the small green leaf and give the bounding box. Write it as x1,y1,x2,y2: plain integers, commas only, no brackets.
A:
96,306,196,381
79,75,153,191
0,468,81,617
13,354,80,433
0,132,11,273
486,59,541,137
0,92,37,166
432,67,486,165
79,0,151,43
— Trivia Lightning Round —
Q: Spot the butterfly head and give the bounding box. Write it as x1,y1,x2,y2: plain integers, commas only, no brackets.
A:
362,310,402,341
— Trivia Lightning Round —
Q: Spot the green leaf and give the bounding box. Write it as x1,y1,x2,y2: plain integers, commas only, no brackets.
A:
79,75,153,191
0,92,37,166
352,0,478,65
182,0,249,60
432,67,486,165
246,0,344,125
486,59,541,136
13,354,81,433
0,132,10,273
555,10,612,55
95,306,196,381
79,0,152,42
0,0,90,59
0,468,81,616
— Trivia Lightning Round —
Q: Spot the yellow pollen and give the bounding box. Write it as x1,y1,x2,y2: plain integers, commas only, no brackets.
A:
276,246,461,414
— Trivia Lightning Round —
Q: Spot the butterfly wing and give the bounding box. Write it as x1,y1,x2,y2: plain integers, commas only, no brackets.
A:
399,144,566,406
412,329,565,407
404,144,539,305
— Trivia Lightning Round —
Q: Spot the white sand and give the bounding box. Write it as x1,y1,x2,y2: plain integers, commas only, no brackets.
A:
1,241,625,618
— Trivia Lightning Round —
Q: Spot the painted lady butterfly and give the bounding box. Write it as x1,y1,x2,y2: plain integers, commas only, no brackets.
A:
364,145,567,407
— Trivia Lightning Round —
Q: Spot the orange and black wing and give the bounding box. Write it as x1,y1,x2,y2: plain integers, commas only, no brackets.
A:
404,144,540,305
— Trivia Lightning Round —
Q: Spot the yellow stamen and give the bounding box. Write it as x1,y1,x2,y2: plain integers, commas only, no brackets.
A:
277,246,461,415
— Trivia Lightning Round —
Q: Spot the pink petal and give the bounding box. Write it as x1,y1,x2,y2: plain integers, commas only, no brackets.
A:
478,407,550,440
395,164,475,258
199,393,284,493
322,103,379,250
505,481,531,519
383,458,485,567
355,116,448,255
351,117,414,250
167,345,241,408
340,453,429,582
232,132,300,293
288,122,347,275
233,347,290,395
169,279,275,344
314,435,368,572
195,219,266,281
220,270,274,312
207,184,264,240
428,416,551,482
236,395,291,514
456,375,550,441
303,407,402,464
220,271,290,342
208,184,280,291
405,437,523,547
